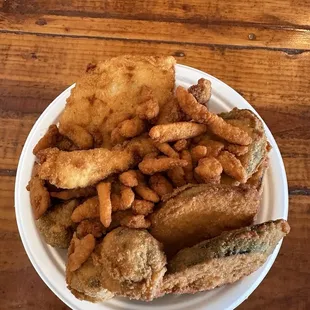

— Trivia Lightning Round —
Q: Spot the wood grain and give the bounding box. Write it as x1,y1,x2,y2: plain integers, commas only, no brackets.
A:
1,0,310,28
0,13,309,50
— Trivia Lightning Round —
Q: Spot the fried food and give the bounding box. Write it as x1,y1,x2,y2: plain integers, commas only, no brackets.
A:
149,173,174,197
173,139,188,152
36,199,79,248
76,219,105,238
246,157,269,193
180,150,195,183
33,124,60,155
194,157,222,183
119,170,139,187
59,56,176,148
37,147,136,188
154,142,179,158
67,234,96,272
137,86,159,120
162,220,290,295
96,182,112,228
50,186,96,200
132,200,155,215
66,256,114,302
120,185,135,209
97,227,167,301
134,172,160,202
156,96,184,125
191,145,208,166
217,151,247,183
188,78,212,106
59,123,94,149
139,157,187,175
198,138,224,157
71,196,99,223
167,167,186,187
226,144,249,156
176,87,252,145
149,122,207,143
120,214,151,229
118,116,146,138
220,108,268,179
150,184,260,254
27,174,51,220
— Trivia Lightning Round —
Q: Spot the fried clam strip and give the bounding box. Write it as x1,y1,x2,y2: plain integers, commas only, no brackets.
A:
149,173,174,197
167,167,186,187
173,139,188,152
33,124,59,155
162,220,290,295
76,219,106,239
176,87,252,146
37,147,136,189
149,122,207,143
191,145,208,166
180,150,195,183
137,85,160,121
67,233,96,272
188,78,212,106
71,196,99,223
50,186,96,200
27,174,51,220
154,142,179,158
97,182,112,228
119,170,139,187
139,157,188,175
217,151,247,183
194,157,223,184
134,171,160,203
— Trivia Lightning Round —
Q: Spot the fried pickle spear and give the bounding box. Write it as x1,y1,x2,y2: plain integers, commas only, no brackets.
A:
139,157,188,175
37,147,136,188
149,122,207,143
176,86,252,145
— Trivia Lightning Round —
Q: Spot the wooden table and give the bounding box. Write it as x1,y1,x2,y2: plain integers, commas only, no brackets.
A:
0,1,309,309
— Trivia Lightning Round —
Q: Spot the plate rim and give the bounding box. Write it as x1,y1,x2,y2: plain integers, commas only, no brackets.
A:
14,63,288,310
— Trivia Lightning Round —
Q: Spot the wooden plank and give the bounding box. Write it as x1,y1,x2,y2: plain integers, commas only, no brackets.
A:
2,170,308,308
1,0,310,28
0,13,309,50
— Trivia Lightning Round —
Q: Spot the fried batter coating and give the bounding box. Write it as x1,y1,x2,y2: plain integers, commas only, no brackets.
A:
154,142,179,158
176,87,252,145
188,78,212,106
96,182,112,228
167,167,186,187
150,184,260,254
198,138,224,157
180,150,195,183
173,139,188,152
37,147,136,189
118,116,146,138
134,172,160,202
33,124,59,155
163,220,290,295
191,145,208,166
120,214,151,229
137,86,160,120
132,200,155,215
120,185,135,209
226,144,249,156
76,219,106,238
194,157,222,184
59,123,94,150
67,234,96,272
149,122,207,143
139,157,188,175
119,170,139,187
156,96,184,125
98,227,167,301
27,175,51,220
50,186,96,200
36,199,79,248
71,196,99,223
149,173,174,197
217,151,247,183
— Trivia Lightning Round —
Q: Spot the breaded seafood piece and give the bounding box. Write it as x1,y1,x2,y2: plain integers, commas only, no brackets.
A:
97,227,167,301
162,219,290,295
37,147,136,188
66,256,114,302
150,184,260,254
220,108,268,180
36,199,79,248
59,56,176,148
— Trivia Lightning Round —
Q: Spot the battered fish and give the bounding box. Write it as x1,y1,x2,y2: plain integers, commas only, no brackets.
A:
162,219,290,295
59,56,176,148
37,147,137,188
150,184,260,255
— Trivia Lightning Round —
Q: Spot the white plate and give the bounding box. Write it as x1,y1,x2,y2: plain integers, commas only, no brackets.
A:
15,64,288,310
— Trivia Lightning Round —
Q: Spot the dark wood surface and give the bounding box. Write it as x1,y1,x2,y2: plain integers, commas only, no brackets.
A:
0,1,309,309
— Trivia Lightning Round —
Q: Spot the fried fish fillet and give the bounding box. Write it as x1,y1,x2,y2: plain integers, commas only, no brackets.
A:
150,184,260,255
59,56,176,148
37,147,137,188
162,219,290,295
220,108,268,180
